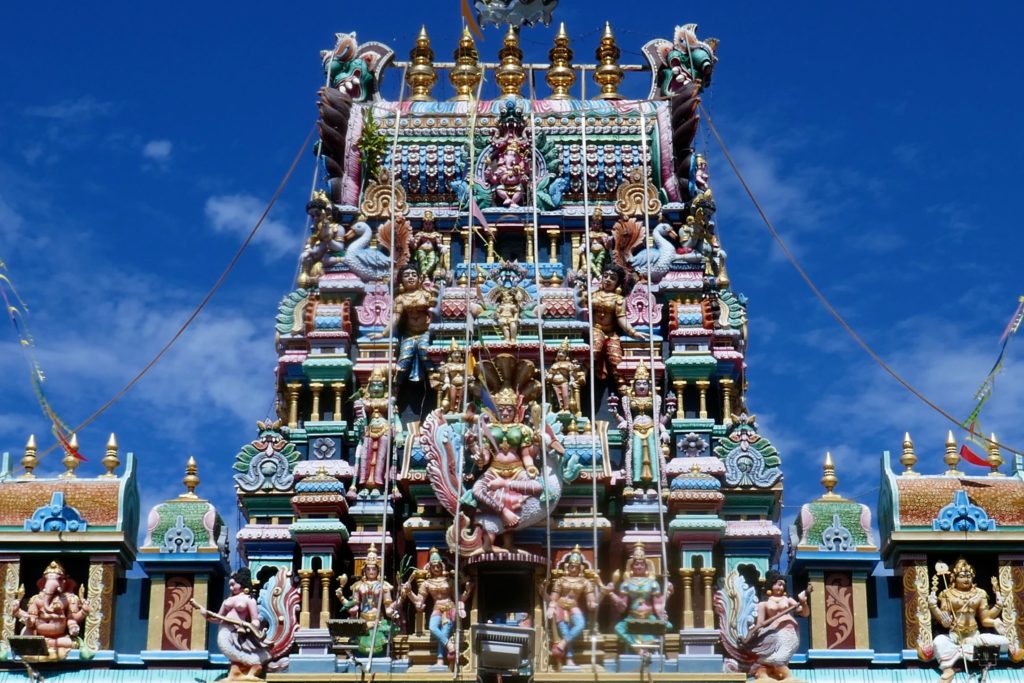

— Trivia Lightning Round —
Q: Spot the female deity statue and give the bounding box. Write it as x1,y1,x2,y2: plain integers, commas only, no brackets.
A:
337,544,398,656
546,545,601,668
742,571,810,682
928,558,1009,682
369,264,436,386
579,208,613,282
9,561,90,659
612,360,669,497
607,543,671,652
585,265,648,391
411,210,447,281
404,548,472,667
546,338,584,416
193,567,270,682
352,366,399,494
430,340,468,412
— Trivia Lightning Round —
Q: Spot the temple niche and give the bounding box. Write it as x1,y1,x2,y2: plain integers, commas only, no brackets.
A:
4,10,1023,683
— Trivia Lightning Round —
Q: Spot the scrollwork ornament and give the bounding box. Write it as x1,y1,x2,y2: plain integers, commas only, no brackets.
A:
83,563,104,653
614,167,661,218
998,563,1022,660
0,561,19,659
360,168,409,218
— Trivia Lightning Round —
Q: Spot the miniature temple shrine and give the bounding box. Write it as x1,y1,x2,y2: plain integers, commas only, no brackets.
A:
3,9,1024,683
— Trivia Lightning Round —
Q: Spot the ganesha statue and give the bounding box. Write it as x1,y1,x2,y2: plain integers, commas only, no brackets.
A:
9,561,90,659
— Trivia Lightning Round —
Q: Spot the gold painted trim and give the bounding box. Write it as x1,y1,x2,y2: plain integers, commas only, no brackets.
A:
192,576,208,650
148,575,166,650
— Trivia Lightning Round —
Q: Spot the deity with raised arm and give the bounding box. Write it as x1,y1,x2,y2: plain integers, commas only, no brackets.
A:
546,545,601,668
738,570,810,682
928,558,1009,682
194,567,270,681
547,338,584,416
9,561,90,659
607,543,671,652
368,264,436,386
585,265,648,391
404,548,472,667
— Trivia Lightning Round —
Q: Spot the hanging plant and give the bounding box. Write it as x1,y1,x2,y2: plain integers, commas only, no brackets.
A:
358,108,389,181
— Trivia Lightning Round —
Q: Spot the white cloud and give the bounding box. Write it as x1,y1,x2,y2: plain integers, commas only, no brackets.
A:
204,194,298,260
142,139,172,162
23,96,114,122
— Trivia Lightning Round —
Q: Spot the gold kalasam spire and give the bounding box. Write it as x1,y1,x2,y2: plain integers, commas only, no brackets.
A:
20,434,38,479
594,22,624,100
182,456,200,499
944,430,963,476
900,432,919,475
59,434,80,479
100,432,120,478
820,451,841,500
406,26,437,102
987,433,1005,476
450,26,482,102
495,25,526,98
546,22,576,99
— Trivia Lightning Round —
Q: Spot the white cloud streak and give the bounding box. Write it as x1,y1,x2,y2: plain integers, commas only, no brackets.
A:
204,194,299,260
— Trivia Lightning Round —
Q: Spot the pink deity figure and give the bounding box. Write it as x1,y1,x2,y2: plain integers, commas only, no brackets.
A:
353,366,398,494
485,101,532,208
546,545,600,668
193,568,269,681
9,561,90,659
404,548,472,667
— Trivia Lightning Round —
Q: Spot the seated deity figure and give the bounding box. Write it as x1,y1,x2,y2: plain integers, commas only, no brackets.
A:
337,544,398,656
353,366,399,494
404,548,472,667
369,264,435,386
607,543,671,652
929,558,1009,683
546,545,601,668
194,567,270,681
9,561,90,659
612,360,669,498
743,570,810,682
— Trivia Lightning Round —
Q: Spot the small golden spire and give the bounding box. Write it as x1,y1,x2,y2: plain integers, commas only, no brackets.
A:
820,451,841,500
59,433,81,479
20,434,38,479
450,26,482,102
900,432,919,476
594,22,624,100
944,430,963,476
987,433,1005,476
100,432,120,478
181,456,200,498
495,25,525,98
406,25,437,102
546,22,576,100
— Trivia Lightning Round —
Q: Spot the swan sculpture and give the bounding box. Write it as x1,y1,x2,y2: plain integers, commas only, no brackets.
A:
614,219,680,283
339,220,392,281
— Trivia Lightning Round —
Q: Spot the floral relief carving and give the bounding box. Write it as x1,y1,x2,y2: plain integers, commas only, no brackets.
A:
162,576,194,651
824,573,855,649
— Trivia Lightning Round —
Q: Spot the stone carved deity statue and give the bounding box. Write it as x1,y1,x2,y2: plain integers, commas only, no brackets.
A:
193,567,270,681
546,338,585,416
606,543,671,652
430,340,468,412
612,360,669,498
404,548,472,667
928,558,1009,682
337,544,398,656
583,265,647,392
742,571,810,682
353,366,399,494
546,545,601,668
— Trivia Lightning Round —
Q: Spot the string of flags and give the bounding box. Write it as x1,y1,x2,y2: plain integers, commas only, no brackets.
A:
960,295,1024,466
0,259,84,461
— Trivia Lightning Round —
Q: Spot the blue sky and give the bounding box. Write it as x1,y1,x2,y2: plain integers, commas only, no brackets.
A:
1,2,1022,559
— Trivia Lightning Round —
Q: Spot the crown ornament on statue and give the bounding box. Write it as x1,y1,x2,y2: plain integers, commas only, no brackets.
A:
44,561,67,577
364,543,381,569
634,360,651,381
952,558,975,579
494,387,518,408
368,366,387,383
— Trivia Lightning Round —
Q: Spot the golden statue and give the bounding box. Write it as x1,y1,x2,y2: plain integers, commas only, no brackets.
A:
430,339,468,412
547,339,585,416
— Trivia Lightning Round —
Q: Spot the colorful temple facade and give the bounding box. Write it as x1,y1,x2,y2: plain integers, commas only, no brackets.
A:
3,12,1024,683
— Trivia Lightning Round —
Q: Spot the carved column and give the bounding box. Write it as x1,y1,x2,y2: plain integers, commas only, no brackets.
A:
570,234,581,272
679,568,695,629
524,226,535,263
720,378,733,424
485,227,496,263
331,382,345,421
298,569,313,628
673,380,687,419
696,381,710,419
700,567,716,628
0,560,20,659
442,234,452,271
547,228,560,264
309,383,323,422
319,569,334,626
287,382,302,429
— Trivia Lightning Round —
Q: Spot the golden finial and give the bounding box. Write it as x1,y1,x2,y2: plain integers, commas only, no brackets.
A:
900,431,918,476
546,22,576,100
406,25,437,102
820,451,841,500
59,434,80,479
100,432,120,478
594,22,624,100
496,25,525,98
944,430,963,476
450,26,482,102
19,434,38,479
987,433,1005,476
181,456,200,498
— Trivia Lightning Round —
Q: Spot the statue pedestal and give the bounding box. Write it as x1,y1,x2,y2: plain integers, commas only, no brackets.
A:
677,628,723,672
614,652,665,673
289,628,335,674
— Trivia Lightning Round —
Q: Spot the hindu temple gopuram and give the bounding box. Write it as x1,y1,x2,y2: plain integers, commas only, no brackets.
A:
3,6,1024,683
